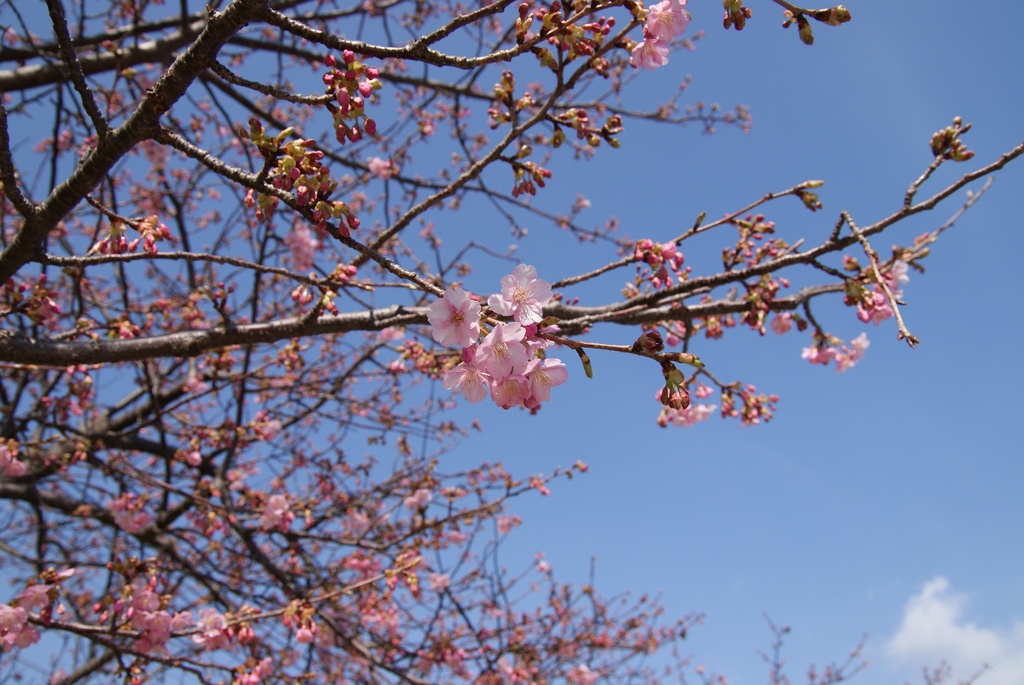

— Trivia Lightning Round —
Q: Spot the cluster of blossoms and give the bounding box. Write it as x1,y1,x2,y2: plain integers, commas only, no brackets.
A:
259,494,295,533
720,383,778,425
850,260,910,325
634,239,687,288
323,51,382,144
0,596,41,651
107,493,154,534
655,366,716,428
0,571,75,652
119,584,193,655
0,440,26,477
801,332,870,373
241,119,357,235
428,265,568,410
284,224,319,273
2,274,62,328
630,0,691,70
367,156,395,179
90,215,173,256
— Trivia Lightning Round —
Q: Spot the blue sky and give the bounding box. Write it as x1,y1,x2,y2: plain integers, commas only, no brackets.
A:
440,2,1024,684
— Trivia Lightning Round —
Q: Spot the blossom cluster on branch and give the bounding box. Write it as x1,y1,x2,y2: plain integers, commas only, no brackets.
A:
0,0,1019,682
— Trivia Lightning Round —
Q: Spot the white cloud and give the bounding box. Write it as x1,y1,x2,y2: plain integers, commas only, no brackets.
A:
886,577,1024,685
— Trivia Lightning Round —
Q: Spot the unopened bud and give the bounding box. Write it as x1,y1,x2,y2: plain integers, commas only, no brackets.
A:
631,330,665,354
823,5,851,25
797,15,814,44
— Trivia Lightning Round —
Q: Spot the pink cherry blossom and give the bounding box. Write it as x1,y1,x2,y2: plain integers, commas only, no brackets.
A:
770,312,793,334
497,515,517,534
367,156,393,179
403,487,432,510
658,401,717,428
487,264,552,325
630,38,670,70
568,664,601,685
857,290,894,325
133,610,173,654
17,585,50,612
475,322,528,378
0,604,38,651
284,224,318,273
644,0,690,41
106,493,153,534
882,260,910,292
260,494,295,532
427,572,451,592
0,443,26,477
427,286,481,348
442,358,491,403
850,332,870,358
523,358,568,405
192,608,231,650
834,333,870,373
296,623,317,643
378,326,404,343
801,345,834,365
490,374,531,409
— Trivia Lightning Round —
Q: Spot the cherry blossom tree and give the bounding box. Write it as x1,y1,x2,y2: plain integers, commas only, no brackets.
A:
0,0,1020,683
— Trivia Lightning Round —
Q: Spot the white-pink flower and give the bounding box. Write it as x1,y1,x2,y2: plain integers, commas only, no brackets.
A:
630,38,670,70
106,494,153,534
644,0,690,41
16,585,50,613
133,610,173,654
295,623,317,643
801,345,835,365
567,664,601,685
0,443,26,477
378,326,404,343
427,572,451,592
284,224,318,273
442,358,491,403
523,358,568,405
403,487,432,510
487,264,552,325
490,374,531,409
665,402,716,427
850,332,870,358
259,494,295,532
0,604,38,651
882,260,910,292
857,290,894,325
475,322,528,378
834,333,869,373
770,312,793,335
427,286,481,348
497,515,517,535
367,156,393,179
192,608,231,650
